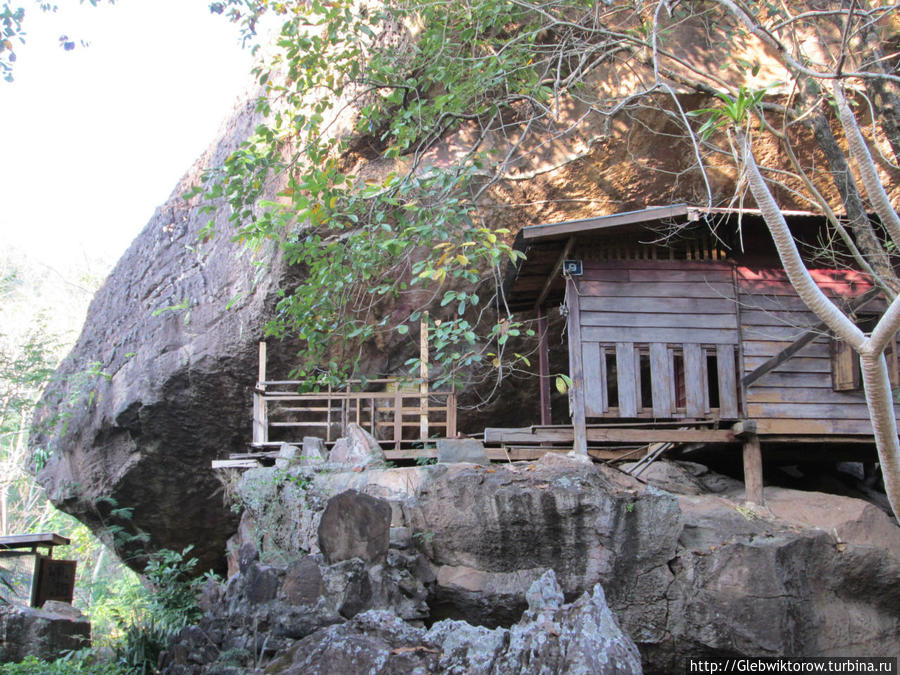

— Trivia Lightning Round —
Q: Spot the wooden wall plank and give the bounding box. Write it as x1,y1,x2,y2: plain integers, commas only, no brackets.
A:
738,309,821,327
746,386,866,404
628,269,735,283
580,296,738,315
583,342,605,417
742,355,832,373
578,281,736,299
746,402,873,419
742,325,829,341
583,326,738,345
745,371,834,388
582,259,735,272
684,344,706,417
716,344,739,418
581,311,738,329
616,342,638,417
649,342,672,417
741,341,830,358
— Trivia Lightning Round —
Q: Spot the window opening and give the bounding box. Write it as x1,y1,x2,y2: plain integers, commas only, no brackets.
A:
639,349,653,410
706,349,720,409
605,350,618,408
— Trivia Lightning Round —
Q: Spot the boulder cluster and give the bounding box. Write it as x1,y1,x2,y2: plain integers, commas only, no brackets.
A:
161,445,900,674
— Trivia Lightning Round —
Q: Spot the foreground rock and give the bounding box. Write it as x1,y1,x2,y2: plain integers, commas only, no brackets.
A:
222,458,900,672
0,601,91,663
266,570,641,675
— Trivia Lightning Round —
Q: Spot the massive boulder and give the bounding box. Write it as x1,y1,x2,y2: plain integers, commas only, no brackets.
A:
28,93,297,573
226,458,900,672
0,601,91,663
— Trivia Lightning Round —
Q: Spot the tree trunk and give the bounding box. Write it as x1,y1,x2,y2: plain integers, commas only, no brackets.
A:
740,130,900,522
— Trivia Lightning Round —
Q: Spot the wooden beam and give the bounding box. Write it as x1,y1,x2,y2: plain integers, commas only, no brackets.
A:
742,433,765,505
731,419,758,438
535,236,575,310
742,287,882,387
565,276,588,456
0,533,70,550
420,312,429,441
486,427,736,444
538,307,551,426
212,459,262,469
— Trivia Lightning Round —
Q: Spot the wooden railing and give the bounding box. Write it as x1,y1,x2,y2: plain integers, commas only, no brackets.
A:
252,379,457,450
251,344,456,450
582,342,741,420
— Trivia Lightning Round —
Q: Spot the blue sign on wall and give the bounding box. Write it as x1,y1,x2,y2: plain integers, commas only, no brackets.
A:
563,260,583,276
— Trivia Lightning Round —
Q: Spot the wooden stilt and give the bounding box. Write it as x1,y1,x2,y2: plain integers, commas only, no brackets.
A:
742,433,765,506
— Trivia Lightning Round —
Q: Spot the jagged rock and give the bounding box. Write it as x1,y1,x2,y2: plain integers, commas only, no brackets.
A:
163,545,431,672
317,490,392,565
0,601,91,663
328,423,385,468
300,437,326,465
264,572,641,675
227,460,900,672
404,462,682,629
496,572,642,674
619,459,708,495
275,443,299,469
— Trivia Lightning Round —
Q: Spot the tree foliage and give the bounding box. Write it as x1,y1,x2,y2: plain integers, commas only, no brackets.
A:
1,1,114,82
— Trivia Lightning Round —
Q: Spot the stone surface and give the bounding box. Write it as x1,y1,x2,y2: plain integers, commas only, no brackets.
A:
165,460,900,673
26,91,299,574
328,424,385,468
162,548,430,672
317,490,392,565
275,443,299,469
0,602,91,663
619,459,708,495
436,438,489,464
264,572,641,675
300,437,326,465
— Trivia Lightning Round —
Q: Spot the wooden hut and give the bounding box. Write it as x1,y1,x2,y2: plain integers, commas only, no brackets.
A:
497,204,898,500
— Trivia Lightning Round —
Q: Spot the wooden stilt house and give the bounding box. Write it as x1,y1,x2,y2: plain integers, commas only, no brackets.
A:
498,204,898,498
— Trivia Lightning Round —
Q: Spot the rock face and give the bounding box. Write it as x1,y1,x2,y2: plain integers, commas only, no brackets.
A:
166,565,640,675
264,570,641,675
220,458,900,673
27,94,302,573
0,601,91,663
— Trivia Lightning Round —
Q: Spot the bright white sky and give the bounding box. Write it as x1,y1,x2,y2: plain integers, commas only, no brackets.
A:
0,0,256,273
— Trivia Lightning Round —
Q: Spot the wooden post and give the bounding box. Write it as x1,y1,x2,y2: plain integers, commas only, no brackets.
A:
258,341,267,384
565,277,588,456
420,313,429,441
446,389,457,438
742,434,765,506
394,389,402,450
255,341,268,445
733,421,764,505
538,306,551,426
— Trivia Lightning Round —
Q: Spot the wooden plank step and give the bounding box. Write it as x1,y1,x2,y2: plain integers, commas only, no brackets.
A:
212,459,262,469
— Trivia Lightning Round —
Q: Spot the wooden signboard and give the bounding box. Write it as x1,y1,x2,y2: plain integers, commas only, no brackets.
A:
33,557,77,607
